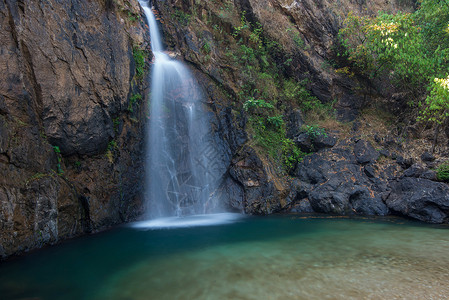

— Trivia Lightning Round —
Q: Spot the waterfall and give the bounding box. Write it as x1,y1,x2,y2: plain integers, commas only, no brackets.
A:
139,1,223,220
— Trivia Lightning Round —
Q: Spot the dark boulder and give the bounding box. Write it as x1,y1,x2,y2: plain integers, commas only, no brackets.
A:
285,179,313,213
294,133,313,153
403,164,437,180
286,109,304,139
379,149,391,158
335,94,363,122
403,164,426,178
349,187,389,215
308,171,388,215
364,165,376,178
396,156,414,169
293,132,337,153
421,170,437,181
354,140,379,164
216,176,245,212
313,134,337,151
421,151,435,162
294,144,390,216
386,177,449,223
0,95,8,115
229,145,290,214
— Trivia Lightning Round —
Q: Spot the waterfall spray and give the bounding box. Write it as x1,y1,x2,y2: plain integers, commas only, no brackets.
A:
139,1,224,220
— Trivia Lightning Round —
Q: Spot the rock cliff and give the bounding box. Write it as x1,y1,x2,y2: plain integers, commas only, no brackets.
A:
0,0,150,258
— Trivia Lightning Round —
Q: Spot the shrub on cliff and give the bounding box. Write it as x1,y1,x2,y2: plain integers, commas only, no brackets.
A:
436,161,449,182
338,0,449,129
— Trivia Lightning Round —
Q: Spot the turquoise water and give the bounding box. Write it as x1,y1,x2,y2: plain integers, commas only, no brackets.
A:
1,215,448,300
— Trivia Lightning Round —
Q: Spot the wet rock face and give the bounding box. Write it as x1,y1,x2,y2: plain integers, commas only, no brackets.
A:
188,67,248,212
0,0,149,258
354,140,379,164
229,145,290,214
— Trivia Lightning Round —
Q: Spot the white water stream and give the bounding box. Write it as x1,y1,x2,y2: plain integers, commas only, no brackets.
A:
138,1,229,226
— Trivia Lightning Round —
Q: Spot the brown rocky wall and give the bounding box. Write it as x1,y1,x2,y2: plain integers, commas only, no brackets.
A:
0,0,150,258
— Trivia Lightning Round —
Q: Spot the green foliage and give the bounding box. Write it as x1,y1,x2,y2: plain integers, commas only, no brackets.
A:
132,46,146,79
257,72,278,100
212,23,224,35
418,76,449,124
267,115,284,128
249,22,263,46
53,145,61,154
106,140,118,164
213,11,331,172
293,34,305,49
127,11,140,22
302,125,327,140
243,97,274,113
52,146,63,175
414,0,449,53
173,9,190,26
286,27,306,49
128,93,142,112
232,13,250,38
202,41,211,54
223,11,333,172
436,161,449,182
338,0,449,127
113,117,120,133
238,44,257,65
282,138,304,171
250,116,304,173
107,140,118,151
339,12,433,87
282,79,328,112
74,161,82,173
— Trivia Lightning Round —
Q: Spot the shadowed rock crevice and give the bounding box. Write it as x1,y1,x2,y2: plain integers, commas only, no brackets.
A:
78,194,92,233
20,41,44,128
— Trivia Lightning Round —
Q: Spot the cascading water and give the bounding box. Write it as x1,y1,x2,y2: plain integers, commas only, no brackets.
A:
139,1,227,222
